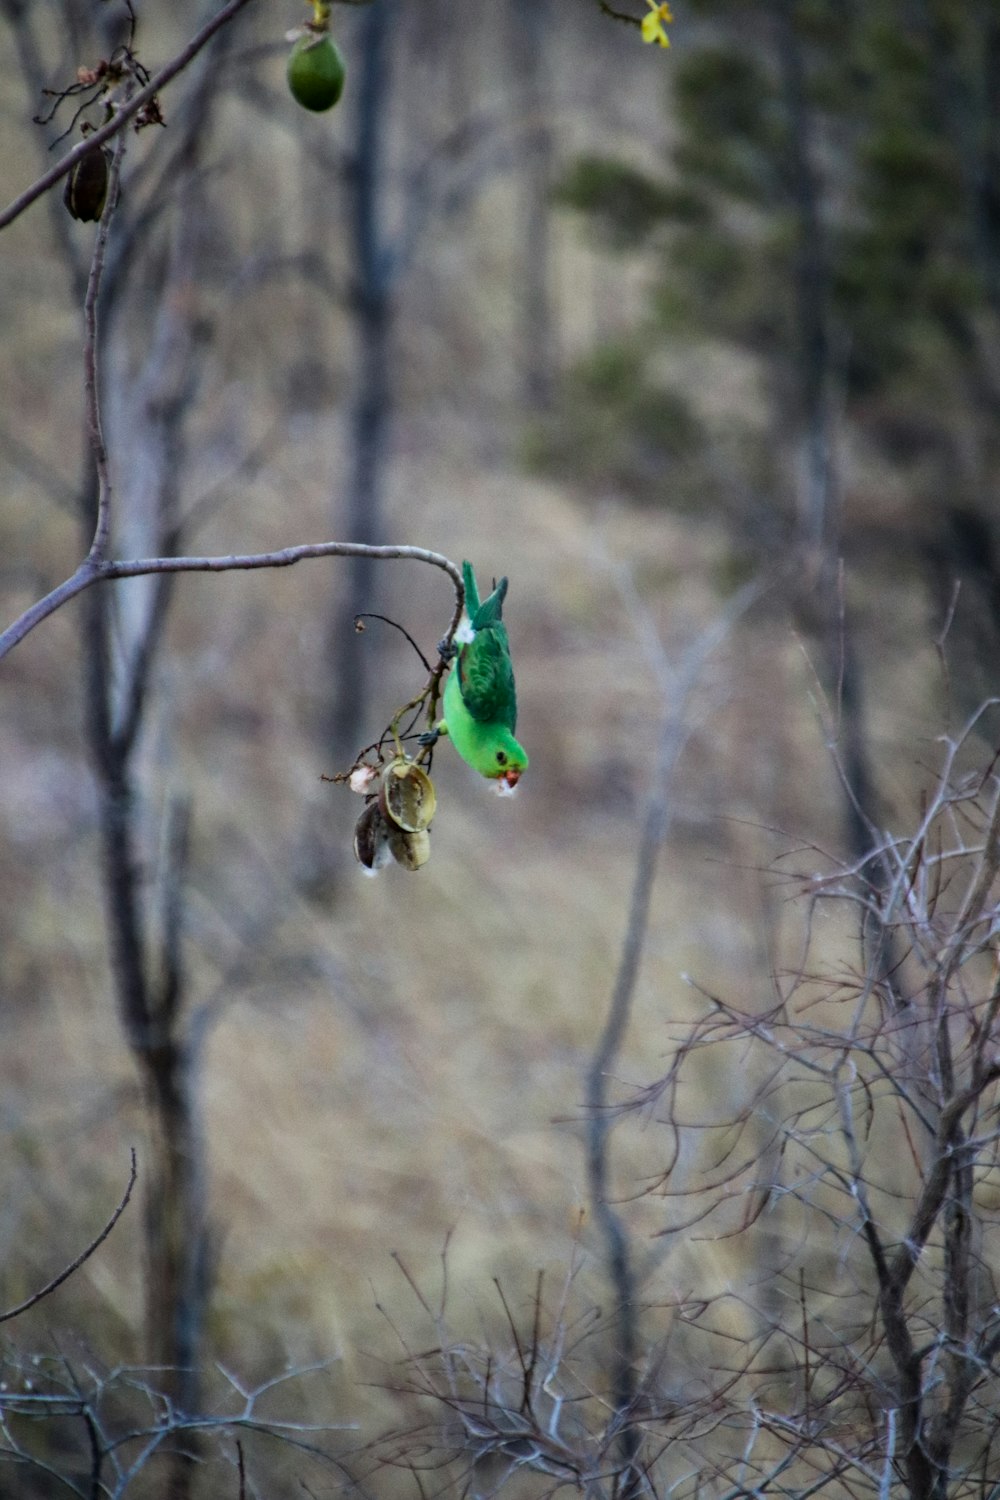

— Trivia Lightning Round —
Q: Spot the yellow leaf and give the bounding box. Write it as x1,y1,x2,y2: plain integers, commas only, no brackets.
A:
641,1,672,48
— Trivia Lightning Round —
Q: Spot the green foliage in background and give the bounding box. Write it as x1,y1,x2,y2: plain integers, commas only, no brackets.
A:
544,0,1000,540
524,336,705,501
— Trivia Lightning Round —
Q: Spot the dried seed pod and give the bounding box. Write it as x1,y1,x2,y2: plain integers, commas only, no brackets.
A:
64,145,110,222
287,33,346,112
353,800,392,874
379,759,436,833
387,825,430,872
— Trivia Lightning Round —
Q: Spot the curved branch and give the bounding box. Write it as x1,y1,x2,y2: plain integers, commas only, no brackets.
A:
0,0,257,232
0,543,463,663
0,1149,137,1325
103,542,462,585
0,560,102,657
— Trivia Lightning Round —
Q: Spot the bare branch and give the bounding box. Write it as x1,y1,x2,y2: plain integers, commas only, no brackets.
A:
82,128,126,565
0,1150,137,1325
0,543,463,663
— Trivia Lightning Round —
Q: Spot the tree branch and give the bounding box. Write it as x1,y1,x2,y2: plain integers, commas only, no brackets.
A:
0,1150,137,1325
83,128,126,565
0,544,463,663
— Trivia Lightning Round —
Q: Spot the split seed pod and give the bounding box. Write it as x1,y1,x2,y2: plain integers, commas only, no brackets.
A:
378,759,436,834
387,826,431,872
64,145,110,222
353,800,392,873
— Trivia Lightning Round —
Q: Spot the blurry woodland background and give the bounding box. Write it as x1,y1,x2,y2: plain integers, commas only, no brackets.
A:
3,1,1000,1496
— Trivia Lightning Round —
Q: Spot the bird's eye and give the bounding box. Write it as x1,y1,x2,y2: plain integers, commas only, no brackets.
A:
496,751,507,765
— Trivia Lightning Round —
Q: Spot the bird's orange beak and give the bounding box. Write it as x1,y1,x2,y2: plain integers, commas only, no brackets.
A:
502,767,521,788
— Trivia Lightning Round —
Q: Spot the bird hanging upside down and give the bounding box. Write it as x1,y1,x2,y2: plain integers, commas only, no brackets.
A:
429,560,528,791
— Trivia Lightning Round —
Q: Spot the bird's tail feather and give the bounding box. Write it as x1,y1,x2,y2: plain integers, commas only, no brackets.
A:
471,574,508,630
462,560,509,629
461,561,480,620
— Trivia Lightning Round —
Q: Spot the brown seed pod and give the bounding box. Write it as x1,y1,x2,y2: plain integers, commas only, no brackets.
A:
387,825,431,871
378,759,436,833
353,800,392,873
64,145,110,222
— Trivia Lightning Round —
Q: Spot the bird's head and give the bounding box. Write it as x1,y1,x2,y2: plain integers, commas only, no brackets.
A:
488,732,528,792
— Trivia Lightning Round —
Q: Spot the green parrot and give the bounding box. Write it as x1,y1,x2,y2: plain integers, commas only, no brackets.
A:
435,561,528,790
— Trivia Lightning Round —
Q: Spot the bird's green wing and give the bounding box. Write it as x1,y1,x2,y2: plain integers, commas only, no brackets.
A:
457,623,518,732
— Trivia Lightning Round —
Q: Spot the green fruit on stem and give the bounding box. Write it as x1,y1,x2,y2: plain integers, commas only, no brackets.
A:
287,33,346,112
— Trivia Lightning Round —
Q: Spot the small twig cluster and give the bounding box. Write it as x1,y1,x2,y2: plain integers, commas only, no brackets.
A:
34,0,163,148
0,1349,348,1499
366,1244,668,1498
359,706,1000,1500
0,0,256,232
633,706,1000,1500
0,1148,343,1496
322,607,461,788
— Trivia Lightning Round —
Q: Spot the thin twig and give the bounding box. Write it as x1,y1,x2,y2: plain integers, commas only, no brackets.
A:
355,612,434,673
0,1149,138,1324
83,128,127,564
597,1,642,26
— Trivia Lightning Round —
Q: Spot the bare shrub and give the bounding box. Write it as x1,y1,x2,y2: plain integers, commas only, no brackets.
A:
362,706,1000,1500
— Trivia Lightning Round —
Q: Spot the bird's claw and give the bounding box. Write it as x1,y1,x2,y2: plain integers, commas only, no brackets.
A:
417,728,440,748
437,636,457,662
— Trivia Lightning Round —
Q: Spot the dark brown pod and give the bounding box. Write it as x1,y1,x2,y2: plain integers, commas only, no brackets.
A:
353,800,392,873
64,146,110,223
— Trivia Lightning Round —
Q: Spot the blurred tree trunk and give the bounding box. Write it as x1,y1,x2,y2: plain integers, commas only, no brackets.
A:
774,0,875,869
107,62,216,1419
76,37,226,1500
328,0,398,765
774,0,832,560
921,3,1000,715
508,0,556,411
82,575,208,1499
5,10,218,1468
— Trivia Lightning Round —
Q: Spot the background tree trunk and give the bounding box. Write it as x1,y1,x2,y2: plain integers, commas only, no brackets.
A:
328,0,398,766
509,0,557,412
